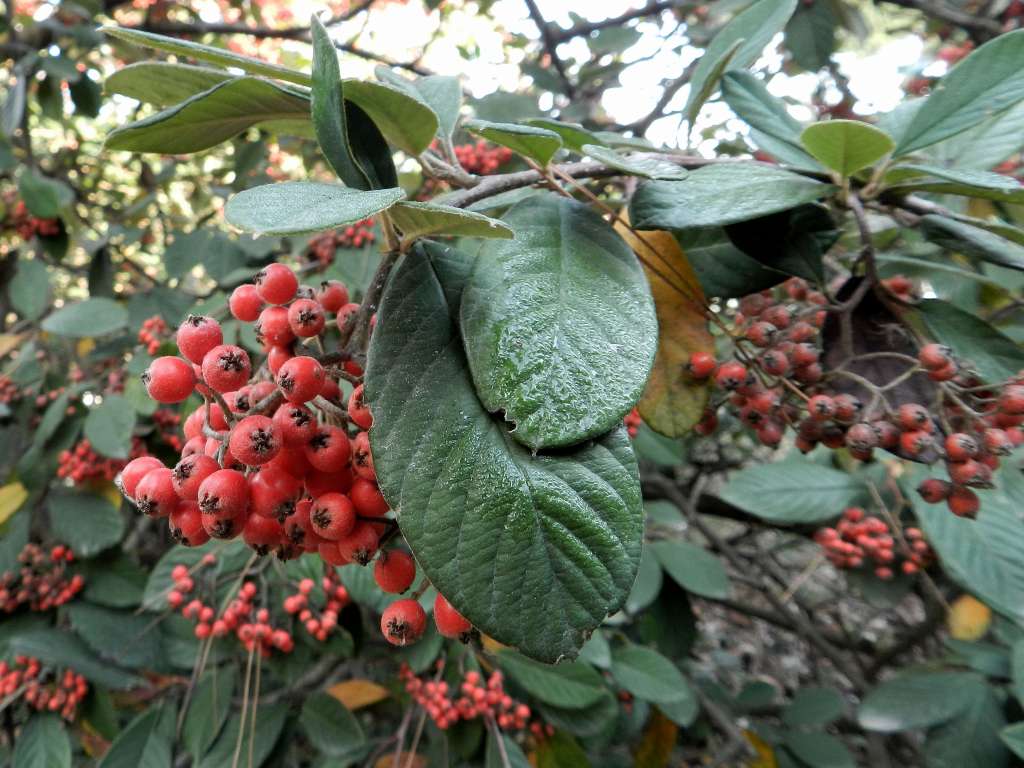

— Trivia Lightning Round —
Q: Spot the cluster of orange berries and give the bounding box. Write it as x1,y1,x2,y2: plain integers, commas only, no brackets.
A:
32,385,68,411
815,508,933,580
0,544,83,613
8,201,60,241
0,374,18,404
454,141,514,175
306,219,376,265
281,572,350,643
168,558,303,654
623,408,642,438
0,657,88,721
400,664,543,734
138,315,169,355
57,438,145,484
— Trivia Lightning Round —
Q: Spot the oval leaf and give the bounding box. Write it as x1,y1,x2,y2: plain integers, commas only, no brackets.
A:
919,215,1024,271
650,540,730,600
800,120,894,176
104,61,231,107
609,643,694,705
365,242,643,662
389,201,513,242
464,119,562,166
42,297,127,338
581,145,688,180
858,671,984,732
225,182,404,236
12,714,71,768
498,650,607,709
84,394,136,460
916,299,1024,383
461,196,657,449
9,258,50,321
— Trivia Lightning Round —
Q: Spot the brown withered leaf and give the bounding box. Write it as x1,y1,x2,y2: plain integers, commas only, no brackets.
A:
328,678,390,710
615,222,714,437
634,708,679,768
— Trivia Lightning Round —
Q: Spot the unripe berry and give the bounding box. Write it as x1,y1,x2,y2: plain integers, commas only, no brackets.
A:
374,550,416,594
434,593,472,639
229,415,281,466
287,299,326,338
254,263,298,305
176,315,224,365
381,598,427,646
276,356,325,404
229,284,264,322
201,345,251,394
142,357,196,403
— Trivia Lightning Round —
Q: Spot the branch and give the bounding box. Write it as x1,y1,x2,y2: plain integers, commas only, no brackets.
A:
523,0,576,98
873,0,1002,41
549,0,689,43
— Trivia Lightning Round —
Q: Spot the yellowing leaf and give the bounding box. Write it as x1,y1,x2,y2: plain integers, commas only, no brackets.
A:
615,222,713,437
375,753,425,768
76,337,96,357
0,333,25,358
328,679,390,710
743,730,777,768
0,482,28,527
948,594,992,641
634,709,678,768
481,634,507,654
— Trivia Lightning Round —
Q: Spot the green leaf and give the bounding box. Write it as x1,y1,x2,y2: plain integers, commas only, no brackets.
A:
1012,639,1024,705
677,227,788,298
12,714,71,768
81,554,147,608
486,732,531,768
800,120,894,176
374,66,461,143
102,26,309,86
625,546,663,614
580,145,687,180
68,603,162,669
537,691,619,738
683,0,798,122
931,99,1024,171
224,182,404,236
783,732,855,768
925,683,1008,768
143,542,220,610
686,38,744,130
197,706,287,768
858,670,984,732
718,456,867,524
464,119,562,166
887,164,1024,203
48,488,124,557
721,71,819,171
42,297,128,338
84,394,136,460
524,118,604,153
97,707,172,768
497,650,607,709
182,668,236,761
609,642,694,705
10,629,141,689
919,215,1024,271
911,467,1024,625
536,731,592,768
785,0,838,71
461,196,657,449
649,540,730,599
893,29,1024,156
630,163,834,230
9,258,50,321
916,299,1024,383
725,203,837,282
1002,722,1024,759
366,242,643,662
299,692,365,757
388,201,513,242
18,170,71,219
782,686,846,727
105,77,309,154
104,62,231,107
344,79,439,156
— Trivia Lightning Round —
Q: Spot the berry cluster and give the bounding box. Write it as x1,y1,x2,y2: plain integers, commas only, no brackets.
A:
152,408,184,452
0,656,88,721
0,544,83,613
399,664,539,733
815,507,933,579
138,315,169,355
689,277,1023,520
0,374,18,404
9,201,60,241
57,438,145,485
623,408,642,438
306,219,376,265
453,141,514,176
282,570,350,643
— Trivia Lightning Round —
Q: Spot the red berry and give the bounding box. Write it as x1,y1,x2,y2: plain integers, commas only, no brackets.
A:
336,302,361,332
790,343,819,367
249,465,303,520
917,477,951,504
897,403,931,431
336,522,380,564
918,343,951,370
762,305,791,329
714,361,748,390
899,429,932,457
351,432,375,482
118,456,164,499
142,357,196,403
1000,385,1024,415
348,384,372,429
198,469,250,519
304,466,354,498
380,599,427,646
947,486,980,519
254,263,298,305
229,415,281,466
201,345,251,394
134,466,177,517
807,395,835,421
170,502,209,547
759,350,789,377
201,510,243,540
172,454,220,501
176,315,224,365
287,299,326,338
374,550,416,594
273,403,318,446
945,433,978,461
350,478,388,517
845,423,878,452
229,284,264,322
304,426,352,473
309,493,357,540
317,280,349,313
256,306,296,347
433,594,472,639
745,321,777,348
242,514,284,554
983,428,1013,455
276,356,325,404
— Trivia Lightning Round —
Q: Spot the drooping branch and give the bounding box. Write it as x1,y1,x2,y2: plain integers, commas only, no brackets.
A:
523,0,576,98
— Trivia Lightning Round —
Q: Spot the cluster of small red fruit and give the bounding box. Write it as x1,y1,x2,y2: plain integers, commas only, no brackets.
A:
0,656,88,721
0,374,18,404
0,543,83,613
57,438,145,485
453,141,514,176
306,219,376,265
815,507,933,580
7,200,60,241
688,278,1023,520
138,315,169,355
623,408,642,438
399,663,546,736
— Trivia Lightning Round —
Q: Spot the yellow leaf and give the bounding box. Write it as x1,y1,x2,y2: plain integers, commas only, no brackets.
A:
328,679,390,710
76,337,95,357
614,221,714,437
948,594,992,641
0,334,25,358
743,730,777,768
375,753,425,768
481,634,507,654
0,482,28,527
634,709,678,768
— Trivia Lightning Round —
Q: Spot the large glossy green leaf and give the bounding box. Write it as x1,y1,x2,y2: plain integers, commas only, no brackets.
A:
919,215,1024,271
785,0,838,71
461,196,658,449
84,394,136,460
580,145,688,180
388,201,513,242
721,71,819,170
800,120,894,176
464,119,562,166
365,242,643,662
916,299,1024,383
630,164,834,230
104,62,231,106
97,706,173,768
887,164,1024,203
718,456,867,524
725,203,837,282
893,29,1024,156
68,603,162,670
344,79,439,156
524,118,604,153
375,66,461,143
104,77,309,154
924,683,1008,768
299,693,365,757
784,732,855,768
649,540,730,599
9,258,50,321
48,488,124,557
197,706,287,768
498,650,607,709
683,0,798,122
931,99,1024,170
12,714,71,768
676,228,788,298
783,686,845,727
182,668,236,761
225,182,404,236
858,670,984,732
10,628,142,689
911,466,1024,624
609,643,695,706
